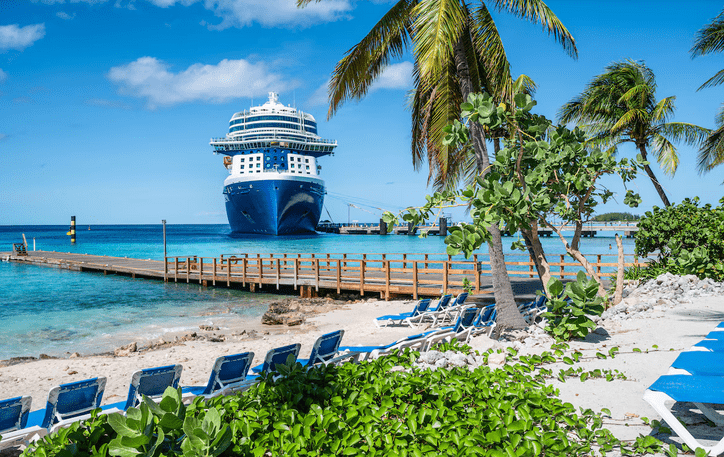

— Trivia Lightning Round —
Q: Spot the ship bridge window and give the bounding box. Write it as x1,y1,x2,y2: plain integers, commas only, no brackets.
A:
256,163,260,168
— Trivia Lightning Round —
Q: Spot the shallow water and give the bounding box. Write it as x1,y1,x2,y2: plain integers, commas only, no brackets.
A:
0,224,636,359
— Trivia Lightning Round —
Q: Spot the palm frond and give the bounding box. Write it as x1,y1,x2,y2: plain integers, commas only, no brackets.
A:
489,0,577,58
469,3,513,102
698,68,724,90
326,0,416,118
650,96,676,124
658,122,711,147
513,74,537,96
651,134,679,176
412,0,467,82
698,104,724,172
610,109,648,135
691,10,724,57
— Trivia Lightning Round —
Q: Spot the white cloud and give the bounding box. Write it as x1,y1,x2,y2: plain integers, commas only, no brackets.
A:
33,0,109,4
307,62,412,107
372,61,413,90
85,98,132,109
307,79,330,107
0,24,46,52
0,69,7,83
56,11,77,20
201,0,352,29
108,56,296,108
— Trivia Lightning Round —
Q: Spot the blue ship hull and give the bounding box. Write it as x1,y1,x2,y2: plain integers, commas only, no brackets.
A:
224,178,325,235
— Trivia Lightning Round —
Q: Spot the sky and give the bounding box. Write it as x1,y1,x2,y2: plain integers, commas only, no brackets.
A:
1,0,723,226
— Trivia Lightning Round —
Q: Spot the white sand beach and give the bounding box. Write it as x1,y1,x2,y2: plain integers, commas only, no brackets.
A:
2,283,724,452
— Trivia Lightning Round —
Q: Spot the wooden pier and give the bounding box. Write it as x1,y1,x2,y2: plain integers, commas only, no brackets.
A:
2,250,645,300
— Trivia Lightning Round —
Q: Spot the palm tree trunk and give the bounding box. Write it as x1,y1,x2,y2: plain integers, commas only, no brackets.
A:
453,38,526,330
637,145,671,207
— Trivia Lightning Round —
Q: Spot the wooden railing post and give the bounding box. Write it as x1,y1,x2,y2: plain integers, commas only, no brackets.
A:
402,253,407,270
597,254,602,275
226,257,230,287
336,259,341,293
443,261,448,294
424,254,429,269
199,258,203,284
293,258,299,289
163,257,168,282
212,258,216,286
359,258,365,296
258,257,263,286
276,258,280,290
315,258,320,291
174,257,178,283
529,255,534,278
242,258,247,286
186,257,190,283
474,260,480,293
560,254,565,279
385,260,390,300
412,261,418,300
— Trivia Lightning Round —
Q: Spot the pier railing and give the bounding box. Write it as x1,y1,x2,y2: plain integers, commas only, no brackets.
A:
164,252,646,299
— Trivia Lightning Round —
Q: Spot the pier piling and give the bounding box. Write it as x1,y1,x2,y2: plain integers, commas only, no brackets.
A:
70,216,76,243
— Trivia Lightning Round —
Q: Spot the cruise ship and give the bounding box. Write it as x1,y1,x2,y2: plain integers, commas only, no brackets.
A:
210,93,337,235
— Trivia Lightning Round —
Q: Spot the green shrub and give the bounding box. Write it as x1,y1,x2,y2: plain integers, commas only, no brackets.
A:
26,348,656,457
542,272,605,341
634,197,724,280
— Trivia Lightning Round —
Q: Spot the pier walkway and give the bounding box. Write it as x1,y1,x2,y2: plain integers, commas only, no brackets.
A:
2,250,644,300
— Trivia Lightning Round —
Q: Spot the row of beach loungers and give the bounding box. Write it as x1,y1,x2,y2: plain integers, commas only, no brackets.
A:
644,322,724,456
0,293,548,449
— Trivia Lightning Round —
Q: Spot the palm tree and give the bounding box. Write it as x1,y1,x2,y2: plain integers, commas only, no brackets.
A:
298,0,577,329
691,9,724,173
559,60,710,207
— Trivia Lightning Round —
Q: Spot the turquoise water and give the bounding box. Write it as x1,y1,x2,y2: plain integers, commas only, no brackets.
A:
0,224,635,360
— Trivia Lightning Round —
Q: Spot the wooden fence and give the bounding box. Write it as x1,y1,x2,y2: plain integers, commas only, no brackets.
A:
164,252,645,299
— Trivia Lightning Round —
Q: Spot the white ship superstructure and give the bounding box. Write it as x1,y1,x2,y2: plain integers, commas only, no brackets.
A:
211,93,337,234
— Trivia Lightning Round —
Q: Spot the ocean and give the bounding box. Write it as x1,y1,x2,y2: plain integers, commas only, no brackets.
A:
0,224,636,360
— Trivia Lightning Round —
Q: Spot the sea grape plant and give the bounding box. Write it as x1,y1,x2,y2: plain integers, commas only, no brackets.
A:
633,197,724,280
542,271,605,341
384,92,644,297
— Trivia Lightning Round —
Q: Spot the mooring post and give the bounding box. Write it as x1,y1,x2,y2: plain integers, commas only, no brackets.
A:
70,216,76,243
162,219,167,282
439,217,447,237
379,218,387,235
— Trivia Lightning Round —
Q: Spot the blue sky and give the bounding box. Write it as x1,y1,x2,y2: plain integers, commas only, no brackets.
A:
1,0,723,226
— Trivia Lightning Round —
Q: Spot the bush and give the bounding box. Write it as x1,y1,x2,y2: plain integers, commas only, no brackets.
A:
542,272,605,341
633,197,724,281
26,348,646,457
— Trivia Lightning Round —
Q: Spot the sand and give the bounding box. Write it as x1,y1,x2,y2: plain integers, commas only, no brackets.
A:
2,292,724,452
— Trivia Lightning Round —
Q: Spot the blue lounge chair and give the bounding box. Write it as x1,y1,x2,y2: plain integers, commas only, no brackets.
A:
181,353,257,401
518,296,547,324
374,299,432,328
429,294,453,312
470,305,497,336
421,306,481,350
25,377,118,434
251,344,302,374
704,331,724,340
296,330,354,367
338,333,432,362
0,396,46,449
644,374,724,456
668,351,724,376
427,293,471,326
691,339,724,352
106,364,183,411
